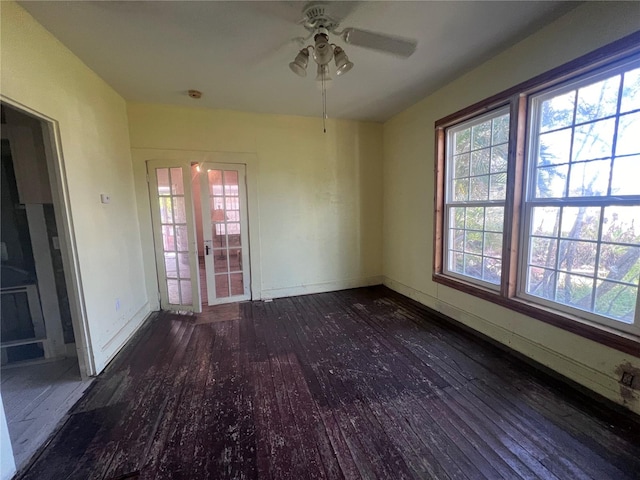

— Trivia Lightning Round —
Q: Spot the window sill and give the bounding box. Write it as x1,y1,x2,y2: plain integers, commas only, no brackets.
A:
433,273,640,357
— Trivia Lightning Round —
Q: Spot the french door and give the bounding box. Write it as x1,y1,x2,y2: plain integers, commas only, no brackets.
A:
148,160,201,312
200,163,250,305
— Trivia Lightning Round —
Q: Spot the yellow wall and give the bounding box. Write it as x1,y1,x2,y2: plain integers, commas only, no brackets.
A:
128,104,383,303
383,2,640,413
0,1,150,373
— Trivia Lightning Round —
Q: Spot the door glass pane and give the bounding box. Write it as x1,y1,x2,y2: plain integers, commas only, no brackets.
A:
159,197,172,224
178,253,191,279
230,273,244,296
215,274,230,298
167,279,179,304
170,168,184,195
157,168,170,194
173,197,186,223
214,250,229,274
209,170,223,195
229,248,242,272
180,280,192,304
164,253,177,277
176,225,188,251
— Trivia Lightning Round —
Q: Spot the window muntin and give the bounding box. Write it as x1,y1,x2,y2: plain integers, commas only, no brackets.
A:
444,108,510,287
521,58,640,333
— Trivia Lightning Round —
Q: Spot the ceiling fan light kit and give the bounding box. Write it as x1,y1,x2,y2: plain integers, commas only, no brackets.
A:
289,2,417,132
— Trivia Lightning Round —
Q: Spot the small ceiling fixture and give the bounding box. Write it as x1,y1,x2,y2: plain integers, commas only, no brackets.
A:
188,89,202,99
288,2,417,132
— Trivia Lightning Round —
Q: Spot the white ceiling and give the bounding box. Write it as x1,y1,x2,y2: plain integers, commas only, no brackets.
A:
18,1,576,122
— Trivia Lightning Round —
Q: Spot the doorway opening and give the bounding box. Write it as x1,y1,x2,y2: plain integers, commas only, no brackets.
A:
0,104,91,471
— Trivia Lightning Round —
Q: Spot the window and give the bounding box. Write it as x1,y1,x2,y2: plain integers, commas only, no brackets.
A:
434,33,640,353
445,108,510,288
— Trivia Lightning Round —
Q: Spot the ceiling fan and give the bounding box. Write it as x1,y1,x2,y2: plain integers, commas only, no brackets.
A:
287,2,418,131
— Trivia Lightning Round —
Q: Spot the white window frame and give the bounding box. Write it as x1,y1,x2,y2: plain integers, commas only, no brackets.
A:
518,56,640,336
443,106,511,290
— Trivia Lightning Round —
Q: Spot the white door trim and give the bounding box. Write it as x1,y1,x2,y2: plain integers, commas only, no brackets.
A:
1,94,96,378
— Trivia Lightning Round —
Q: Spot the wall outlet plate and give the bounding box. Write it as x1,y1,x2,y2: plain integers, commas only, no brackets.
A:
100,194,111,204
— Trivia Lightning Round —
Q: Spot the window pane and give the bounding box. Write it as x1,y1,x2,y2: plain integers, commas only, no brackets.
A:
490,144,508,173
558,240,597,276
602,206,640,244
451,252,464,274
472,121,492,150
453,153,470,178
157,168,170,195
621,67,640,113
555,272,594,310
470,149,490,176
464,254,483,279
454,179,469,201
527,267,556,300
450,229,464,251
611,155,640,195
469,176,489,201
560,206,600,241
492,114,510,144
572,118,615,162
530,237,557,268
540,91,575,133
595,282,637,323
465,207,484,230
616,111,640,156
483,232,503,258
465,231,483,254
483,258,502,284
531,206,560,237
598,244,640,284
454,128,471,154
489,173,507,200
535,164,568,198
575,75,620,124
538,128,571,165
208,170,223,195
568,160,610,197
484,207,504,232
180,280,193,305
450,207,465,229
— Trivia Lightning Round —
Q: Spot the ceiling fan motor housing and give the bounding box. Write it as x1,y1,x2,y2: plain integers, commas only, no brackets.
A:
313,29,333,65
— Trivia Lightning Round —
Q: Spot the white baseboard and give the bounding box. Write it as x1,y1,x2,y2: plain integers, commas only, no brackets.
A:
261,276,383,300
382,276,632,413
96,302,152,374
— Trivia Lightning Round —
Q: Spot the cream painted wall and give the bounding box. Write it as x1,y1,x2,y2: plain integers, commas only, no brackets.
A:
383,2,640,413
128,104,383,302
1,1,150,374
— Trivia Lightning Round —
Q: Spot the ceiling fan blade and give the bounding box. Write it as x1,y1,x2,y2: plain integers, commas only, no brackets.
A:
341,28,417,58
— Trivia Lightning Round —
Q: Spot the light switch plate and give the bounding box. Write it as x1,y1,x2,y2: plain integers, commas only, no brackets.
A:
100,194,111,204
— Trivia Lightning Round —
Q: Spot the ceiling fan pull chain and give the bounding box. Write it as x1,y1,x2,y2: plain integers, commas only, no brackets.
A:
322,75,327,133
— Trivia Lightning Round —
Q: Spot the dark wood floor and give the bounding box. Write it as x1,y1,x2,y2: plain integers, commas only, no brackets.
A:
18,286,640,480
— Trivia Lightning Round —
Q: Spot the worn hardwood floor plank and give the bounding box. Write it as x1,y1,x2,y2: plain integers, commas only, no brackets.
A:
17,286,640,480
